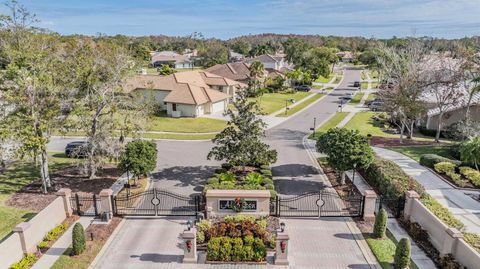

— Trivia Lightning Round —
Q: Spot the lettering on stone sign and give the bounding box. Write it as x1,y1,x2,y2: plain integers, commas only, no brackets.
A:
219,200,257,211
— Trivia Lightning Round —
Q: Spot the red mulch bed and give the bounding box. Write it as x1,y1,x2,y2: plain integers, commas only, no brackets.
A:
5,165,121,212
370,136,447,147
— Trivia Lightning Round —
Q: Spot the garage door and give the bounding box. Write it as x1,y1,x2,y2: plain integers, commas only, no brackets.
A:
211,100,225,114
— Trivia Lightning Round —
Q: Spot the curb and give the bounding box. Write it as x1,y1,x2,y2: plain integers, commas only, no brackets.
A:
345,218,382,269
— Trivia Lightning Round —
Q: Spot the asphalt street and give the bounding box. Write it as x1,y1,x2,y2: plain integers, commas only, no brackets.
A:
47,68,362,195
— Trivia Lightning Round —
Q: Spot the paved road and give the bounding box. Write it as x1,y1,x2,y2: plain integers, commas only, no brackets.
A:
374,147,480,233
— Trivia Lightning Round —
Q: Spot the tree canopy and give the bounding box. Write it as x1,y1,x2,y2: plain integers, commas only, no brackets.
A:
119,140,158,178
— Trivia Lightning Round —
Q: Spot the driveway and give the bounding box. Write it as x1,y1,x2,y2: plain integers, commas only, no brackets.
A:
94,216,371,269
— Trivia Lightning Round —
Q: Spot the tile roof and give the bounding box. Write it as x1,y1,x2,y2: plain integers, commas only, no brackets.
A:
124,71,245,105
205,62,251,81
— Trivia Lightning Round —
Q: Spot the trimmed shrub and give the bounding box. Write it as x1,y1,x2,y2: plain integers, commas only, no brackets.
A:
434,162,457,175
244,235,254,246
260,164,270,170
264,183,275,190
206,177,219,185
259,169,272,177
419,154,461,169
217,172,236,183
373,209,387,238
72,223,86,255
207,237,221,261
242,245,255,261
394,238,411,269
261,178,274,186
460,166,480,187
244,172,264,185
362,157,424,201
420,195,464,229
231,238,244,262
10,254,37,269
252,237,266,262
269,189,278,198
219,237,232,262
196,231,205,244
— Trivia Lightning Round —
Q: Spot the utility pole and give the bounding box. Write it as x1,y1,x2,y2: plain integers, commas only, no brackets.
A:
313,117,316,136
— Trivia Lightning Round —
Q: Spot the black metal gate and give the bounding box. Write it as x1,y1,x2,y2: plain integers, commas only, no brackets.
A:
70,193,100,216
113,188,202,216
375,196,405,218
270,189,364,218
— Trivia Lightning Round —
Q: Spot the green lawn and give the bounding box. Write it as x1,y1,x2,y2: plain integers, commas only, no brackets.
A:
343,112,396,138
255,92,312,114
0,153,76,240
385,145,454,162
277,94,325,117
51,242,103,269
371,81,379,89
366,93,377,101
141,132,216,140
315,74,334,83
350,92,365,105
310,112,349,139
364,233,396,269
148,112,227,133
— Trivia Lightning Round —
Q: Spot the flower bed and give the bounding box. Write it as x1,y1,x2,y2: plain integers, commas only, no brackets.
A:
204,163,276,197
196,215,278,263
433,162,480,188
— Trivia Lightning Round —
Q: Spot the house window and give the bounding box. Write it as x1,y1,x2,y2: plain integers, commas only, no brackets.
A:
172,103,177,111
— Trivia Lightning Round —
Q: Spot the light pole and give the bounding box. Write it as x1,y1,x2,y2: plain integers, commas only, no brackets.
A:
351,163,358,195
313,117,316,136
285,98,295,115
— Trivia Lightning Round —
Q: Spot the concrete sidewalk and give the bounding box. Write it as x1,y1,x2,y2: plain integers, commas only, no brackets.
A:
373,147,480,233
32,216,94,269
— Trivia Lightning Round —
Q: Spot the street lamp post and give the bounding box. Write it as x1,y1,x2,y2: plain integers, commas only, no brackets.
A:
351,163,358,195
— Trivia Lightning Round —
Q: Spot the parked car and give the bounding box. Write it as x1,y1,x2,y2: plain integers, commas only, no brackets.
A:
340,93,353,100
295,85,311,92
365,97,382,106
65,141,88,158
369,101,384,111
353,81,360,87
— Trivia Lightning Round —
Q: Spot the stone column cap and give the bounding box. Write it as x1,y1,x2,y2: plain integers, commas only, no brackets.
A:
13,222,31,232
277,232,289,240
99,189,114,196
364,190,377,198
446,227,463,238
406,191,420,199
56,188,72,196
182,229,196,239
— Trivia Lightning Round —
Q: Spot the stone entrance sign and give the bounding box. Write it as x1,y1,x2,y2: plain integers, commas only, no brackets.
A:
205,190,271,218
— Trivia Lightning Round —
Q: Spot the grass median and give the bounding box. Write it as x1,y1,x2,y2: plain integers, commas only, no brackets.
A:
350,92,365,105
309,112,349,139
276,93,325,117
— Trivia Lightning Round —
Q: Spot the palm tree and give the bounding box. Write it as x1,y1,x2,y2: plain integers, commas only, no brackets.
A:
460,136,480,170
249,61,264,92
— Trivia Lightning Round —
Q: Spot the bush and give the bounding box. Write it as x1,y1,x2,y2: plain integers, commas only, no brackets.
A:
219,237,232,262
207,237,221,261
217,172,236,183
418,126,446,138
261,178,273,186
221,163,233,171
460,166,480,187
244,235,254,246
264,183,275,190
420,195,464,230
206,177,219,184
242,245,255,261
72,223,86,255
260,164,270,170
10,254,37,269
37,241,49,249
259,169,272,177
394,238,411,269
231,238,244,262
196,231,205,244
373,209,387,238
252,237,266,262
434,162,457,175
362,157,424,201
244,172,264,185
419,154,461,169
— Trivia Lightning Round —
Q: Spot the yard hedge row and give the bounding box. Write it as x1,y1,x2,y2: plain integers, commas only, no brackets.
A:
419,154,461,169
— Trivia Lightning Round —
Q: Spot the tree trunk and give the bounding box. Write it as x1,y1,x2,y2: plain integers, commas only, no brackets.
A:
40,149,50,194
340,171,346,185
409,121,415,139
88,115,99,180
435,112,443,143
399,121,405,143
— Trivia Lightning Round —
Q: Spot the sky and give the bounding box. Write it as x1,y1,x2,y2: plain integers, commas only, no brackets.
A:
2,0,479,39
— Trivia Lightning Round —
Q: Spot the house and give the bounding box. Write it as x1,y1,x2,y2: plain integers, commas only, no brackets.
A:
205,62,251,83
125,71,246,117
150,51,194,69
336,51,354,62
423,92,480,130
245,54,290,71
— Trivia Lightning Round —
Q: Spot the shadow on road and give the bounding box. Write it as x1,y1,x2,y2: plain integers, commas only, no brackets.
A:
130,253,182,263
273,164,318,177
274,178,326,195
151,166,216,192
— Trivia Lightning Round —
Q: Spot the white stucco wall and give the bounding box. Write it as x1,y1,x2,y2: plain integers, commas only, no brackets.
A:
211,100,226,114
166,103,198,117
135,89,170,110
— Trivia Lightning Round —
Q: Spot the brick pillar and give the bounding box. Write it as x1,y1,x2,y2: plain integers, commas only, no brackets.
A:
13,222,31,254
363,190,377,221
440,228,463,256
274,232,290,265
56,188,73,217
181,228,197,263
404,191,420,220
99,189,113,221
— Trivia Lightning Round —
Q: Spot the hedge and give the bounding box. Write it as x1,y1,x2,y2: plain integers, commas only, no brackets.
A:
460,167,480,187
361,157,425,201
72,223,86,255
394,238,411,269
419,195,464,230
419,154,461,169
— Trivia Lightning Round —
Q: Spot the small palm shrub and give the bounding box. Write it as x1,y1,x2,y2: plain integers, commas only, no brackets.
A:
394,238,411,269
72,223,86,255
373,209,387,238
244,172,263,185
